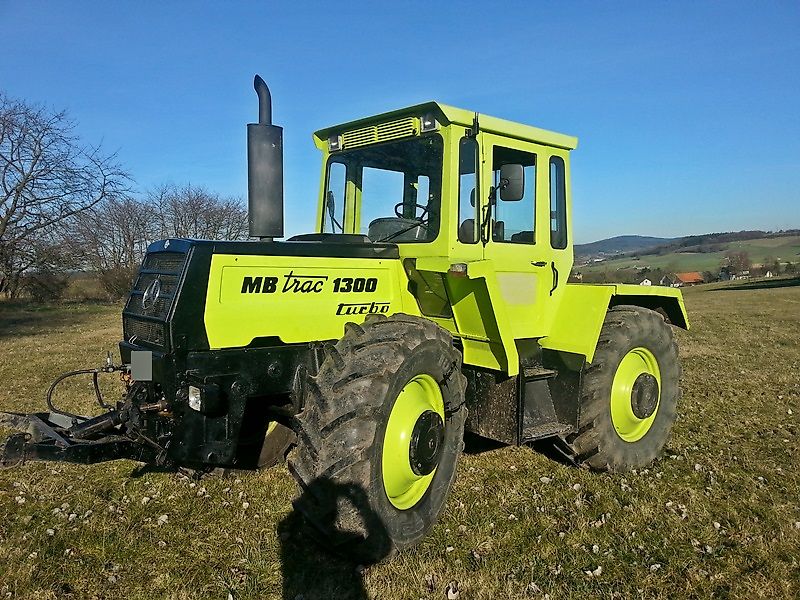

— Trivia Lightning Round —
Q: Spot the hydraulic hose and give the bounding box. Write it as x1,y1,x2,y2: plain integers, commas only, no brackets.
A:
46,368,113,420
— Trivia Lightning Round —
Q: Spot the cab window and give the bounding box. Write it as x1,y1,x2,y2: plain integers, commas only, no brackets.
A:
323,134,443,243
322,161,346,233
492,146,536,244
457,137,478,244
549,156,567,249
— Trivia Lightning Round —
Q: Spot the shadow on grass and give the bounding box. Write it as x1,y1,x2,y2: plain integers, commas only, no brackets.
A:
0,300,117,338
462,431,506,455
711,276,800,292
279,478,393,600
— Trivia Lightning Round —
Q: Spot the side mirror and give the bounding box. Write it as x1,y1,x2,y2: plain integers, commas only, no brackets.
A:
499,164,524,201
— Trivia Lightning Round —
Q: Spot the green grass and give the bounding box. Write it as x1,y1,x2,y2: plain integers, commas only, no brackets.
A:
580,235,800,274
1,284,799,599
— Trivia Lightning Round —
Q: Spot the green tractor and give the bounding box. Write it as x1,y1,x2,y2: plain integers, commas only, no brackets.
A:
0,76,687,562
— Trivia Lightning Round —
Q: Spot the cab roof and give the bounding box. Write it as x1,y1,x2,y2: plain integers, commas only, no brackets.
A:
313,101,578,150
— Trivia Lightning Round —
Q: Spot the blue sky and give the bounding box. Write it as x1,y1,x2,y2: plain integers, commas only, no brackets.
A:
1,1,798,243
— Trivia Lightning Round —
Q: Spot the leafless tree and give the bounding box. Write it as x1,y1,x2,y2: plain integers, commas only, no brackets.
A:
0,92,128,297
66,195,157,298
149,183,248,241
725,250,751,274
68,183,249,298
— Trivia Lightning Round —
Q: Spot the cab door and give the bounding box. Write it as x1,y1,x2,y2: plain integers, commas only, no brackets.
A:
479,133,560,339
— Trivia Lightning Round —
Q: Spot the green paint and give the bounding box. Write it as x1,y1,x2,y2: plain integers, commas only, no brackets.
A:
382,374,445,510
204,101,688,374
610,347,661,442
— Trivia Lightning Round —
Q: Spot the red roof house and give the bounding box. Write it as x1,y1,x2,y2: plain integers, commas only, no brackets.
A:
674,272,705,286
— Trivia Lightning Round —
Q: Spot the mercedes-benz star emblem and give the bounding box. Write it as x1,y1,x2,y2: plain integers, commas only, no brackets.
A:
142,278,162,311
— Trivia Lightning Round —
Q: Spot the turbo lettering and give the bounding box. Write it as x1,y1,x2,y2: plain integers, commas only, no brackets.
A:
336,301,391,316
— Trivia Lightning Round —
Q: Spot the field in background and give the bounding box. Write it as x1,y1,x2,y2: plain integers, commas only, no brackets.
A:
579,235,800,274
1,282,799,599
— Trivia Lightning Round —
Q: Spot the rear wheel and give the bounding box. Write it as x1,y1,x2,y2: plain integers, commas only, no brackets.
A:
288,313,467,563
567,305,680,471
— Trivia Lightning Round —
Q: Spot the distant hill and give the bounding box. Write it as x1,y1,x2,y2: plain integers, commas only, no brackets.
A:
575,235,676,257
576,233,800,279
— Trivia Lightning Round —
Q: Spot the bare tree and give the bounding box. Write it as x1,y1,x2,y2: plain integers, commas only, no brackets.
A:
0,92,128,297
67,196,157,298
148,183,248,241
725,250,751,274
68,183,249,298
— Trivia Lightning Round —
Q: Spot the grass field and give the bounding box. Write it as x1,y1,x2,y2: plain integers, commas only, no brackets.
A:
579,235,800,274
1,281,799,599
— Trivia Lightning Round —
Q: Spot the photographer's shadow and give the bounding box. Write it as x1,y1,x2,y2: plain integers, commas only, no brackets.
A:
279,478,392,600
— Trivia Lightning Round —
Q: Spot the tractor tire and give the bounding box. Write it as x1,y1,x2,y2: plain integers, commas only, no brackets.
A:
288,313,467,563
567,305,680,472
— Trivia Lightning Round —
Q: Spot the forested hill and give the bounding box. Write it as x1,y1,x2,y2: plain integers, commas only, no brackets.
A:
574,235,675,257
576,230,800,258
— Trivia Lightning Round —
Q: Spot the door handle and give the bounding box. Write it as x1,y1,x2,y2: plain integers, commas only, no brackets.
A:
531,261,547,267
549,262,559,296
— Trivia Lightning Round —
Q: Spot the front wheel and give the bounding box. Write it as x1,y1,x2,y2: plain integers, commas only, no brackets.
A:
288,314,467,563
567,305,681,471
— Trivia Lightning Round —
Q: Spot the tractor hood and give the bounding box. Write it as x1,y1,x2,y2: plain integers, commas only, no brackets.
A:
122,238,402,355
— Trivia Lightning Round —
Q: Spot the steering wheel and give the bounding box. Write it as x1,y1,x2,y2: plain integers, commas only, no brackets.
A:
394,202,430,222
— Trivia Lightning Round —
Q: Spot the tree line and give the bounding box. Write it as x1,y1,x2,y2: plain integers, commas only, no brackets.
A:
1,91,248,301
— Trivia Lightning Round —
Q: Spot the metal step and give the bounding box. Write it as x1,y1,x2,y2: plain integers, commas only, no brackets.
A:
521,422,573,443
522,366,558,380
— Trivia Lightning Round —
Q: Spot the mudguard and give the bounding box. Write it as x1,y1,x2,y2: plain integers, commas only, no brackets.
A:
539,283,689,363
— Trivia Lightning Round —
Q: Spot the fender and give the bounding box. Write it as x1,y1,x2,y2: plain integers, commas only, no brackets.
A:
539,283,689,363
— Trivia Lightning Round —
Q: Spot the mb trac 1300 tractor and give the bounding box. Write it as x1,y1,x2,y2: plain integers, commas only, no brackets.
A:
1,76,688,562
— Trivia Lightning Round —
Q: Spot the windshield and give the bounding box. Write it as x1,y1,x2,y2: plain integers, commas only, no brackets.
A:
323,134,443,243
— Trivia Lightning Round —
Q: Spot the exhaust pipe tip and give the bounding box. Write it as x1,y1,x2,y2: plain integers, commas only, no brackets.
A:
253,74,272,126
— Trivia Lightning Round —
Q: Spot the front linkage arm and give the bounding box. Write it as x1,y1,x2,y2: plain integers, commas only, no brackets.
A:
0,358,166,467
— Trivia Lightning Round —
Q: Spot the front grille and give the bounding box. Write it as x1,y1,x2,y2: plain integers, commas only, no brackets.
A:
143,252,186,273
123,316,166,346
133,272,179,298
342,117,418,149
123,249,188,348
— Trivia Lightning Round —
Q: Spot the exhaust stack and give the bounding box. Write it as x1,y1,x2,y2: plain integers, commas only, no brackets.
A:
247,75,284,240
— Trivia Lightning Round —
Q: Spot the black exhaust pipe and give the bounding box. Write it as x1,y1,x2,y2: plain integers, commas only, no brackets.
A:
247,75,284,240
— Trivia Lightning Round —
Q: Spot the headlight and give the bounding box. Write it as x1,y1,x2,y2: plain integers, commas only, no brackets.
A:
187,383,222,414
188,385,202,411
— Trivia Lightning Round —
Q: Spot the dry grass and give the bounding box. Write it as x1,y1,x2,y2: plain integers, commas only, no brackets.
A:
1,281,799,599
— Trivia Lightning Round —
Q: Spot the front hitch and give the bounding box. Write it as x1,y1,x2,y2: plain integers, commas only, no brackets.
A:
0,357,167,467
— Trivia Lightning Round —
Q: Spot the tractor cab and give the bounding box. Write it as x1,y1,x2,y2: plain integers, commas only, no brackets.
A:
310,103,580,372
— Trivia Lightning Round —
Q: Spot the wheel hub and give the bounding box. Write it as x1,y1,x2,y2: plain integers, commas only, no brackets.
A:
631,373,659,419
382,373,445,510
409,410,444,476
609,346,662,443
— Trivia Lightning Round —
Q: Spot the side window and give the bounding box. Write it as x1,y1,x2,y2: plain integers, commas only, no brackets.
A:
492,147,536,244
458,137,478,244
549,156,567,249
323,161,346,233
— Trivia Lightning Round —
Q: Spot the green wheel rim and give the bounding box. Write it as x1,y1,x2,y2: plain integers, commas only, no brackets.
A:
610,347,661,442
382,374,445,510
